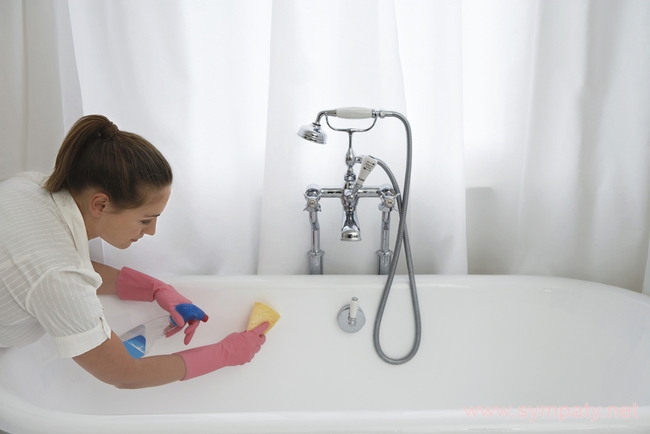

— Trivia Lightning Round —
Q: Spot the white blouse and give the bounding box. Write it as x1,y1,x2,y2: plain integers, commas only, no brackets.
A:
0,172,111,358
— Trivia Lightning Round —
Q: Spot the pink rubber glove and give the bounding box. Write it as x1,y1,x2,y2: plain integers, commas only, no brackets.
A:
175,323,268,380
115,267,208,344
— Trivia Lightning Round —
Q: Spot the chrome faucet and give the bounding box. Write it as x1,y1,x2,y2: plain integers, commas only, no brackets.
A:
298,107,422,366
341,136,362,241
298,108,390,274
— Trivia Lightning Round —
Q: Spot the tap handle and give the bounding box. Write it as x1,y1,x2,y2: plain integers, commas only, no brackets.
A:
350,155,378,195
349,297,359,319
338,296,365,333
304,185,322,212
357,155,377,185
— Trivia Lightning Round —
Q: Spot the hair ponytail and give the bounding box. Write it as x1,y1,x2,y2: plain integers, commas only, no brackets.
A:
44,114,173,209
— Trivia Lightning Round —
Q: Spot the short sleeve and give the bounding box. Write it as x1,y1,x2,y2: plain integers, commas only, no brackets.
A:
27,267,112,358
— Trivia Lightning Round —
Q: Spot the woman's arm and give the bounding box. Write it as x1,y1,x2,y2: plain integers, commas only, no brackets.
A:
73,332,186,388
92,261,119,295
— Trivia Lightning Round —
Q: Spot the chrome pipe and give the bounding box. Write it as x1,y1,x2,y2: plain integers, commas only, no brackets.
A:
304,186,324,274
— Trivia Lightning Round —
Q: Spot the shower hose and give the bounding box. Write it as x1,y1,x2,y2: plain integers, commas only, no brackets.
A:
373,112,421,365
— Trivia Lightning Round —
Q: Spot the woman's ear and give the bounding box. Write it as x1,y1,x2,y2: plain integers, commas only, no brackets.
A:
89,193,111,217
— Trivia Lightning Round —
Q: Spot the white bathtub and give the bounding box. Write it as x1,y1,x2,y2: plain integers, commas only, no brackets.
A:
1,274,649,433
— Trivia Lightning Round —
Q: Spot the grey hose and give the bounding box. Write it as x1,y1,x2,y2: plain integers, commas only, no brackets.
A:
373,112,421,364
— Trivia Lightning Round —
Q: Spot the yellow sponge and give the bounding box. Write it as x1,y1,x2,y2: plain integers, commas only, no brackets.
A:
247,302,280,334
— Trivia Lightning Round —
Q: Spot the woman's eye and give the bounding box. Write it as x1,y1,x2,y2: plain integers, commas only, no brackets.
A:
141,220,152,225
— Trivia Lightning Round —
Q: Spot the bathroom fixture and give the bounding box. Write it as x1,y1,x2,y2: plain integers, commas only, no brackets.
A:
298,107,421,365
304,185,324,275
377,184,397,275
298,109,394,271
337,296,366,333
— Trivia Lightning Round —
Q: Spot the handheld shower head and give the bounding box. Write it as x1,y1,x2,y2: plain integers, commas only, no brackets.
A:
298,123,327,144
298,108,382,146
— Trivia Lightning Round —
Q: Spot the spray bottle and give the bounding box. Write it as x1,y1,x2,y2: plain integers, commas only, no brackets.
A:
120,303,208,359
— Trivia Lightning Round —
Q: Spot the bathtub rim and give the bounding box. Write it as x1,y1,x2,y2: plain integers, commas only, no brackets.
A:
2,388,650,434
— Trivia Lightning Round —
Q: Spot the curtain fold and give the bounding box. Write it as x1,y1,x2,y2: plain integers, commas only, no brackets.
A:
2,0,649,293
67,0,272,275
395,0,468,274
513,0,650,290
0,0,83,178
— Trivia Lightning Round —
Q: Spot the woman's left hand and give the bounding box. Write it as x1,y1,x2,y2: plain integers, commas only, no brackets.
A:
116,267,209,344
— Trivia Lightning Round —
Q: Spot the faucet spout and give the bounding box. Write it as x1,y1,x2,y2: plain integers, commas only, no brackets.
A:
341,190,361,241
341,210,361,241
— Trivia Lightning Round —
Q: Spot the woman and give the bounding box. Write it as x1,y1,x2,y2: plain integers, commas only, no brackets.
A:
0,115,267,388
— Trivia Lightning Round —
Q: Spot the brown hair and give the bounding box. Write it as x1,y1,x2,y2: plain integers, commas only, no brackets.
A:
44,114,173,209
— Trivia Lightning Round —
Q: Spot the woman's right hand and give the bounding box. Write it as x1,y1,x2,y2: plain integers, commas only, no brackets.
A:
175,322,268,380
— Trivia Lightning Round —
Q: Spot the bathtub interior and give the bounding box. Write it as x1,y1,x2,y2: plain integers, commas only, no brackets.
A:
0,275,649,417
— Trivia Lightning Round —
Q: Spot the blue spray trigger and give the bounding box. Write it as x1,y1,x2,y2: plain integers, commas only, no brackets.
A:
169,303,208,327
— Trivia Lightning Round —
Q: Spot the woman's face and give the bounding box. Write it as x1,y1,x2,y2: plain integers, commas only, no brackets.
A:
97,187,171,249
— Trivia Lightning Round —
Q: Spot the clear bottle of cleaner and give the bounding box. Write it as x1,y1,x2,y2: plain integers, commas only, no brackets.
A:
120,303,208,359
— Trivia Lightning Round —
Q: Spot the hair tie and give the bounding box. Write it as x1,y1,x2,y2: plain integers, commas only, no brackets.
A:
99,121,119,140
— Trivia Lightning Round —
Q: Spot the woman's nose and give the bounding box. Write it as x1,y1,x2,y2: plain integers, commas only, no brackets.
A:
143,220,157,236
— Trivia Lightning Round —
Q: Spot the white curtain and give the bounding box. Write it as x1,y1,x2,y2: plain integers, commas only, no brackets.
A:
2,1,649,293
